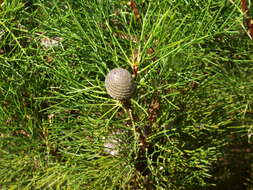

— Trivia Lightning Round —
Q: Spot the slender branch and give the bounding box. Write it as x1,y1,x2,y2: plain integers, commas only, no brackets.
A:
127,1,141,20
241,0,253,39
241,0,248,13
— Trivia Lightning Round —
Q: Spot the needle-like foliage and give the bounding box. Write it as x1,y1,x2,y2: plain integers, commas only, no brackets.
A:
0,0,253,189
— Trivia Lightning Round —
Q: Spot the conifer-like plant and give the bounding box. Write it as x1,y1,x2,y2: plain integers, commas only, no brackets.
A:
0,0,253,189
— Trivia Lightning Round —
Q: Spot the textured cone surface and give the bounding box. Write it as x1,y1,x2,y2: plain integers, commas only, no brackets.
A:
105,68,133,100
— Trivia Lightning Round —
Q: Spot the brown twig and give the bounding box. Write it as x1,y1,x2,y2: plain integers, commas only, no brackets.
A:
241,0,253,39
122,99,150,175
131,48,140,78
241,0,248,13
127,1,141,20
